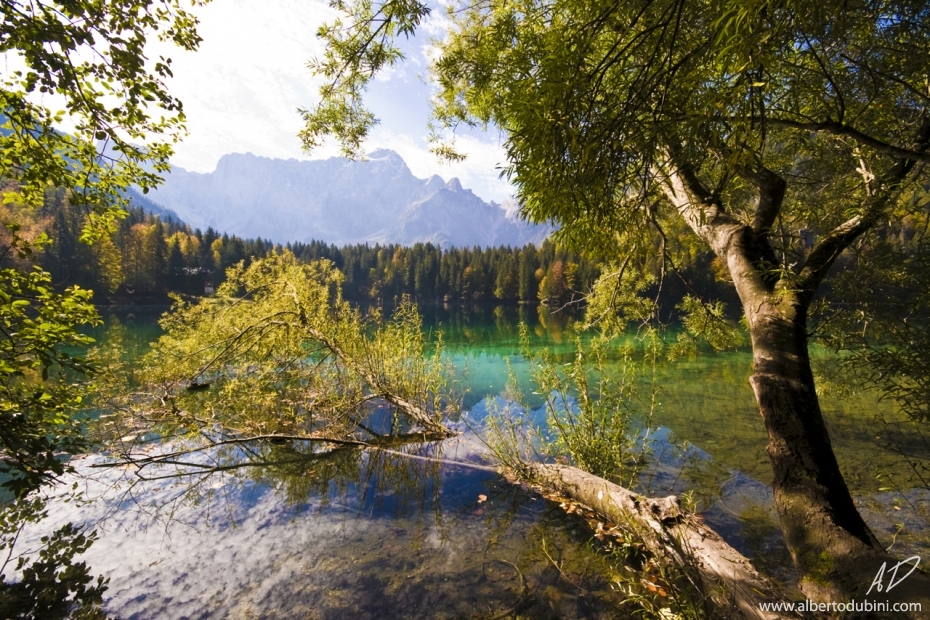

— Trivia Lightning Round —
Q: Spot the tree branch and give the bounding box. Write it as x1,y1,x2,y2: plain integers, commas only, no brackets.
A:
797,118,930,304
90,430,453,473
279,281,454,437
653,148,743,259
737,164,787,235
656,148,783,302
767,118,930,164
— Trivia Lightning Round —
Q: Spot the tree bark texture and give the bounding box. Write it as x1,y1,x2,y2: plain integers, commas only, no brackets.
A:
523,463,796,620
746,306,930,612
657,157,930,611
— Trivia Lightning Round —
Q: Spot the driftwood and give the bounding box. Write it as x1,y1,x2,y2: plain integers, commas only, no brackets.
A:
522,463,798,620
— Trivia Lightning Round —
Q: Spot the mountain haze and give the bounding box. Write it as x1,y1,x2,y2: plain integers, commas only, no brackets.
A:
147,149,549,247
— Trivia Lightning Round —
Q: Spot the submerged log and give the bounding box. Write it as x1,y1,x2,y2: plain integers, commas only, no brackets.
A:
523,462,797,620
523,464,930,619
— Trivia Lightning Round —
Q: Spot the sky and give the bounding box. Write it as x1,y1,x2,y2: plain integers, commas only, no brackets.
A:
142,0,516,205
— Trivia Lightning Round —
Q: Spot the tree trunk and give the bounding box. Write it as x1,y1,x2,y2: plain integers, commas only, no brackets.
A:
745,294,930,612
523,463,796,619
658,157,929,611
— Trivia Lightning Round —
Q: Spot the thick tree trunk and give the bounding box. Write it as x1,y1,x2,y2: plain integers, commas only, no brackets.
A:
745,296,930,613
658,156,929,611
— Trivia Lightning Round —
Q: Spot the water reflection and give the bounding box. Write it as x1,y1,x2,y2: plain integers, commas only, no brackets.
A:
31,432,635,619
53,301,930,615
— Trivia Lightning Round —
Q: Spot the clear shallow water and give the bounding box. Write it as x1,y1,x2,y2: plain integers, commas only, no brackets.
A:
422,303,930,570
39,437,630,619
24,302,930,617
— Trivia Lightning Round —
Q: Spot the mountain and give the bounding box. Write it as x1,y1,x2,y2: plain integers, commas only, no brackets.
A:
146,149,550,247
126,186,183,223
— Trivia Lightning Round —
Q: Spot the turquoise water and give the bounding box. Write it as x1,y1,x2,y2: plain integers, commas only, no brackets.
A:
420,302,930,570
46,301,929,617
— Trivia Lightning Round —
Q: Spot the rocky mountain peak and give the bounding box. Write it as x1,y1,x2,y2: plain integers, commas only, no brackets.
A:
148,150,549,248
424,174,445,192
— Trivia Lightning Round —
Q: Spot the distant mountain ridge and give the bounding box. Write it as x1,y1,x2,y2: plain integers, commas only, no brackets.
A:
146,149,550,247
126,186,182,222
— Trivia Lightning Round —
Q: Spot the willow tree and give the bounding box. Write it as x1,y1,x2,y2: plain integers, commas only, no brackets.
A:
94,252,456,469
302,0,930,603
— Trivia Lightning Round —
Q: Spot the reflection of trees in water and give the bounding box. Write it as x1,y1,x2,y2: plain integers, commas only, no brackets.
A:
536,304,570,343
416,302,580,351
89,310,166,361
86,436,632,619
99,436,450,527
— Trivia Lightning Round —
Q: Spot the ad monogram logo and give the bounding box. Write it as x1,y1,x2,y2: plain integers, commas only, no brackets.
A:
866,556,921,595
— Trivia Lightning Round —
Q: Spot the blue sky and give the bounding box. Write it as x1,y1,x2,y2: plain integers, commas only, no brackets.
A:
145,0,516,204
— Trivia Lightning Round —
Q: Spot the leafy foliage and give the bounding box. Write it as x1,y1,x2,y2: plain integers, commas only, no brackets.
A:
1,0,208,611
301,0,430,157
0,497,108,620
308,0,930,430
484,324,658,487
427,0,930,241
0,229,106,619
0,231,99,498
816,209,930,422
1,0,209,494
307,0,930,313
94,252,457,469
582,261,657,336
1,0,205,236
532,332,641,484
668,296,743,361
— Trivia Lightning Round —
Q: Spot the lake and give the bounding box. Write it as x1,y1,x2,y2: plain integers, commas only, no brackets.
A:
22,302,930,618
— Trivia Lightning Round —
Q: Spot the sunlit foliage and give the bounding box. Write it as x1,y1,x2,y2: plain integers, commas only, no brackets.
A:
1,0,205,235
2,1,208,613
94,252,457,467
0,233,99,498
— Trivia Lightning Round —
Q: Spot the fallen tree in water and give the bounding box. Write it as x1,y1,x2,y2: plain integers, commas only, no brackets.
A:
92,252,459,470
520,462,794,620
516,462,930,619
481,333,799,618
483,331,930,619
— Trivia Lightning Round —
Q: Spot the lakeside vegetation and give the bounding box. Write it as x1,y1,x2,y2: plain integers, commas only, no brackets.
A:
3,0,930,617
305,0,930,607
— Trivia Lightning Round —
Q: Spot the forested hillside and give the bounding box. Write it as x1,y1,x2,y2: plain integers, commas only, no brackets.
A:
32,191,610,304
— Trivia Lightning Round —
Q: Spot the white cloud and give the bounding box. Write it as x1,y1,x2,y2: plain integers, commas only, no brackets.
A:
153,0,517,202
145,0,337,172
421,9,454,38
4,0,516,204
